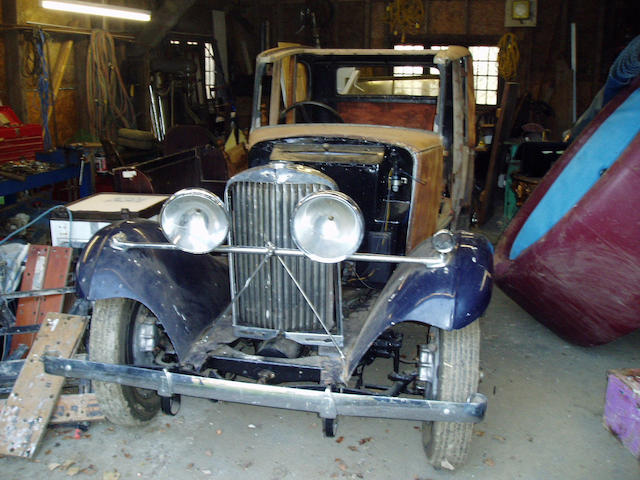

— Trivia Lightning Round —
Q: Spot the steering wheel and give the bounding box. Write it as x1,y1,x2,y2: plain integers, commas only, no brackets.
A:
278,101,344,124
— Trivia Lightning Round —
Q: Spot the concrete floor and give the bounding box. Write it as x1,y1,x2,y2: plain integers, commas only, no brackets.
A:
1,287,639,479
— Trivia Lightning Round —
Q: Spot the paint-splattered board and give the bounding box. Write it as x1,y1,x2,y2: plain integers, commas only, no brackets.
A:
0,313,87,458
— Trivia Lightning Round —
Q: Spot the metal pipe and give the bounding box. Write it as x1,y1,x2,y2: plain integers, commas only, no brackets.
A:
42,356,487,423
110,235,449,268
0,286,76,300
148,85,160,139
157,95,167,140
1,22,137,41
0,325,41,336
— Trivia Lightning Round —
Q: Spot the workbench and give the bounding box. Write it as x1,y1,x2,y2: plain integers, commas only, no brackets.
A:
0,148,92,201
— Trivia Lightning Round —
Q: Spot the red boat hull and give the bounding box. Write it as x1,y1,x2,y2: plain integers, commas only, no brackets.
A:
495,81,640,345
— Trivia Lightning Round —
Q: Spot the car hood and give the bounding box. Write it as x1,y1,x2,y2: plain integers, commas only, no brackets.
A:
248,124,442,154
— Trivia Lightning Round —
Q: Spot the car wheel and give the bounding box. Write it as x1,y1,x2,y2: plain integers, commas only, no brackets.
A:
422,321,480,470
89,298,161,426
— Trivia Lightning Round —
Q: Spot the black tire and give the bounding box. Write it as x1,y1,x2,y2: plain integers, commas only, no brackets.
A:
422,321,480,470
322,418,338,438
89,298,161,426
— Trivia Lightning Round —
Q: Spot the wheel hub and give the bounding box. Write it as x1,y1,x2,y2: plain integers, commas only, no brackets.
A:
131,306,159,367
417,328,440,398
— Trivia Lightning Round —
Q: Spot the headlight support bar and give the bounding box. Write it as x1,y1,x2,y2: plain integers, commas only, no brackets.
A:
110,234,450,268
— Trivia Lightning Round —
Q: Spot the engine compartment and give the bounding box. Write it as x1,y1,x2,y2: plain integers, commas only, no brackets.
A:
249,138,416,271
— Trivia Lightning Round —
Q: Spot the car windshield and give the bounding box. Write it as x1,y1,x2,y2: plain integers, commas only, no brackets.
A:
336,66,440,97
250,47,474,139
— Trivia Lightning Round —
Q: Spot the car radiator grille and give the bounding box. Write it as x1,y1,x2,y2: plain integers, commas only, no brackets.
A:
227,178,337,338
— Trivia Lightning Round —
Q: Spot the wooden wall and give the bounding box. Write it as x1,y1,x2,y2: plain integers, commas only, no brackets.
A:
0,0,146,145
0,1,5,106
223,0,635,138
382,0,634,138
2,0,637,143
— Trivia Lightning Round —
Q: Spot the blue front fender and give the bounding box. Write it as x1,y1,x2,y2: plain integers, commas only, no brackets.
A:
344,231,493,379
76,219,230,361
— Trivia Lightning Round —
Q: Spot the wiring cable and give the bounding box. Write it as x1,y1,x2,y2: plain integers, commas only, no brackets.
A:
0,205,73,248
22,33,42,78
498,32,520,81
346,262,375,289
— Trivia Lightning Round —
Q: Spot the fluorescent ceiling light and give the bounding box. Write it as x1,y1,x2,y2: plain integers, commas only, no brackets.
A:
41,0,151,22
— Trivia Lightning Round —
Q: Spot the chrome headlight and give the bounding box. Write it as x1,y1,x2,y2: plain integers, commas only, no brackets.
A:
291,191,364,263
160,188,229,254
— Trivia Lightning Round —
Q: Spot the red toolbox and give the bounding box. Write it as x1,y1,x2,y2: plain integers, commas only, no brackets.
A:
0,106,44,163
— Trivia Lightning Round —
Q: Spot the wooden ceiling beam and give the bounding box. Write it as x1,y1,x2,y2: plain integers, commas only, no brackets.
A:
134,0,198,50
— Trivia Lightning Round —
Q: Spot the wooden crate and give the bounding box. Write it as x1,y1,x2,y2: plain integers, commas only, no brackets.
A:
603,368,640,459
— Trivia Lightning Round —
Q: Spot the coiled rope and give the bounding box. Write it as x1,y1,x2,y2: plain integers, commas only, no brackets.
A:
86,30,136,140
498,33,520,81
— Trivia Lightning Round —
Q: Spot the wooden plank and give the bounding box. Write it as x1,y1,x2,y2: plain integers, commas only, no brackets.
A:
268,59,283,126
477,82,520,225
283,52,297,123
462,57,477,225
0,393,104,425
451,59,465,224
12,246,72,352
37,246,73,326
407,146,443,250
465,57,477,149
47,38,75,124
11,246,49,351
0,313,88,458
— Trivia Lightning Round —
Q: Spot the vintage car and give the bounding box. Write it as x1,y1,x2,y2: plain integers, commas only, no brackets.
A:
44,46,492,470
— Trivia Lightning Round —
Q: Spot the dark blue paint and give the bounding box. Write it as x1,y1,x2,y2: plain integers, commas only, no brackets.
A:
603,35,640,104
345,232,492,377
78,220,491,379
76,219,230,361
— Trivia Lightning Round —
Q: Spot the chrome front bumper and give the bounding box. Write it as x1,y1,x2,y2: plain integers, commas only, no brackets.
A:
42,356,486,423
